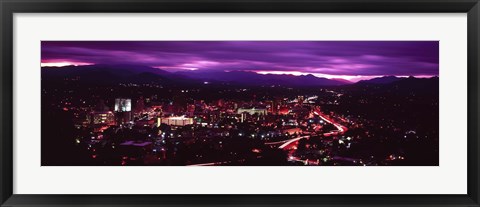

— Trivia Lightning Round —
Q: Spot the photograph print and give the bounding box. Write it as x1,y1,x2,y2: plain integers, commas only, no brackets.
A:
41,41,439,166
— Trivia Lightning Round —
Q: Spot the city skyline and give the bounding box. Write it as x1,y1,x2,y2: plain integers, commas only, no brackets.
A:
41,41,439,166
41,41,439,82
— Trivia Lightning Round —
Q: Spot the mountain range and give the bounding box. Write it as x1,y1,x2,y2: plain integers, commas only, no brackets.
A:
41,64,436,87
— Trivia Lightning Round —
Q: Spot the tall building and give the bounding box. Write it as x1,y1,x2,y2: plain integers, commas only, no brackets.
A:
114,98,132,124
115,98,131,112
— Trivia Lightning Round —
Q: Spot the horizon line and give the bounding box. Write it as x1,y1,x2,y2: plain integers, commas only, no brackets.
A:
41,63,439,83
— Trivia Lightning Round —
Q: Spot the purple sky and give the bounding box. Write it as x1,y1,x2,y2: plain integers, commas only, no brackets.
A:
41,41,438,82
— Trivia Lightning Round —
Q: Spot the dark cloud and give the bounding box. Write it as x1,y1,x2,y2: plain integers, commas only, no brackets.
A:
41,41,439,77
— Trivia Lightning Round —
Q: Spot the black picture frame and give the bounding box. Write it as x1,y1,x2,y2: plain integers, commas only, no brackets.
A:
1,0,479,206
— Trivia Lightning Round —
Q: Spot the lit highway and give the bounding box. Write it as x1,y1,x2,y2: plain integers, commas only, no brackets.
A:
281,108,349,165
189,108,348,166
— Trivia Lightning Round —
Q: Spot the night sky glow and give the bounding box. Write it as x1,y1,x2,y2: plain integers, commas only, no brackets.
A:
41,41,439,82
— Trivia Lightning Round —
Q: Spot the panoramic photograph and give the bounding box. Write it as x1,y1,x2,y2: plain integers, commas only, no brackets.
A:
41,41,439,166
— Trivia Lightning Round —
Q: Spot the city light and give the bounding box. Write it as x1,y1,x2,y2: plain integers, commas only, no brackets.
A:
41,41,439,166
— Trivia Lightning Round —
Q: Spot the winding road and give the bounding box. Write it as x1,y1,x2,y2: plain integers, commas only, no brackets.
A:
270,108,349,165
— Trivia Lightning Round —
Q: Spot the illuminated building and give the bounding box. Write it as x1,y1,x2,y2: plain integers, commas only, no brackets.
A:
237,107,267,115
114,98,131,112
90,111,115,125
161,116,194,126
240,113,247,123
114,98,132,124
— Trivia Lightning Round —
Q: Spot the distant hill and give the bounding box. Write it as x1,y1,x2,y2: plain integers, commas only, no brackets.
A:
355,76,439,91
176,70,348,86
330,78,353,84
344,76,439,96
390,76,439,94
42,64,170,78
357,76,404,84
